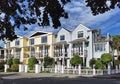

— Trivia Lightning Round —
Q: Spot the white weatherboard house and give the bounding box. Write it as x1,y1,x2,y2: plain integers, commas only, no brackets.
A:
0,24,111,68
54,24,112,68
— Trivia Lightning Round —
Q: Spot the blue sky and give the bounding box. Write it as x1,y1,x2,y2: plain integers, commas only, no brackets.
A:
0,0,120,47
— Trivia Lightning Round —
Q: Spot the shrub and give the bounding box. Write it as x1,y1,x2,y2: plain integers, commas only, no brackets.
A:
101,53,112,65
28,57,37,70
11,64,19,72
70,54,83,66
44,56,54,68
7,58,13,66
95,59,105,69
114,60,120,65
6,68,12,72
0,60,5,72
89,58,96,68
13,58,20,64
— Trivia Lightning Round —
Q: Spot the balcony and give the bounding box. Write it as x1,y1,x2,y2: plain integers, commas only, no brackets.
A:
54,52,68,57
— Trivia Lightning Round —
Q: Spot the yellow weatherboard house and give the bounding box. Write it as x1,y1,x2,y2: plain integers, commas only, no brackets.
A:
3,31,56,65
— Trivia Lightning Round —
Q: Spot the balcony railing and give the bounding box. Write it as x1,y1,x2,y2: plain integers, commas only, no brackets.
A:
54,52,68,57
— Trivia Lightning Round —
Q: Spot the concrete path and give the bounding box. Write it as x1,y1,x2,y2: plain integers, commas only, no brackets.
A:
0,72,120,80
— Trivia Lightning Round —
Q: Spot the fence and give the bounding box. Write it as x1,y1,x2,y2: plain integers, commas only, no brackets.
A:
4,64,120,76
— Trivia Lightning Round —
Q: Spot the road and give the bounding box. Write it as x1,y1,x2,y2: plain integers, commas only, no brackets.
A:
0,73,120,84
0,77,120,84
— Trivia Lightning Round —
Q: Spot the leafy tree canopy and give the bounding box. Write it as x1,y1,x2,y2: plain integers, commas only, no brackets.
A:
70,54,82,66
101,53,112,65
44,56,54,68
111,35,120,50
0,0,119,41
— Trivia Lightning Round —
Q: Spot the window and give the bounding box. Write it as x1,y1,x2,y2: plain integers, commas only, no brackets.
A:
41,36,47,43
78,31,83,38
94,43,106,52
15,40,19,46
6,42,10,48
29,39,34,45
60,35,65,41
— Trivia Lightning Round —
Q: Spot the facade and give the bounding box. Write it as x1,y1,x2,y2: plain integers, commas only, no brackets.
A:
0,24,112,67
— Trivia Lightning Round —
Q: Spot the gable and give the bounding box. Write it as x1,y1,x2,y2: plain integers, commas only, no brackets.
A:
73,24,90,32
30,32,47,37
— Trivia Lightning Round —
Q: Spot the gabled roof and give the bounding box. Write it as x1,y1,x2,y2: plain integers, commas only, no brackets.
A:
29,31,53,37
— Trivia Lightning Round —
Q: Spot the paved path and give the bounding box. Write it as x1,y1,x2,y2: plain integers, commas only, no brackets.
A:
0,72,120,80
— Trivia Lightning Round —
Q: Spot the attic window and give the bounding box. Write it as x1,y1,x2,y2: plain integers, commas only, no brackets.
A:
78,31,83,38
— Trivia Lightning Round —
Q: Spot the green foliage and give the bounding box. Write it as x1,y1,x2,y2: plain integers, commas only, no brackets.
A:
11,64,19,72
70,54,82,66
41,70,50,73
112,35,120,50
89,58,96,68
13,58,20,64
86,0,120,15
7,58,13,65
6,68,12,72
114,60,120,65
95,59,105,69
0,60,5,72
28,57,38,70
101,53,112,65
44,56,54,68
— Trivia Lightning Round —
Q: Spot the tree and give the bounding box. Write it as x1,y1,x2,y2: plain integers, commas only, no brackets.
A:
13,58,20,64
114,60,120,66
89,58,96,68
7,58,13,66
111,35,120,50
44,56,54,68
0,0,119,41
70,54,83,66
86,0,120,15
28,57,37,70
95,59,105,69
0,0,70,41
101,53,112,68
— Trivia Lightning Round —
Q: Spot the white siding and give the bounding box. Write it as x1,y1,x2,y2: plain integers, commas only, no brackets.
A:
56,28,71,42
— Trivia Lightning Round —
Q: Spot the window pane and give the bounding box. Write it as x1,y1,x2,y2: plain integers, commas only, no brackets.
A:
94,43,106,52
78,31,83,38
30,39,34,45
60,35,65,40
41,36,47,43
6,42,10,48
15,40,19,46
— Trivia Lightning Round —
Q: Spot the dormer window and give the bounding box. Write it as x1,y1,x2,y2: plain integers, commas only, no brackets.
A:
6,42,10,48
60,35,65,41
41,36,47,43
30,39,34,45
78,31,83,38
15,40,19,46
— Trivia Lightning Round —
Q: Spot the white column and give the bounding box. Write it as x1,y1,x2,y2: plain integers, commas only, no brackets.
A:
61,65,64,74
35,64,41,73
14,48,16,58
42,45,45,71
19,64,24,72
83,41,85,66
78,64,81,75
115,65,118,73
55,65,57,73
107,64,111,75
62,44,65,65
4,64,9,72
24,64,28,73
20,48,24,63
4,49,7,61
93,68,96,75
67,59,70,68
